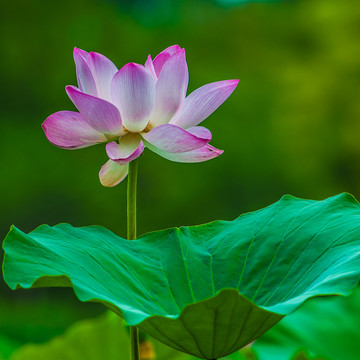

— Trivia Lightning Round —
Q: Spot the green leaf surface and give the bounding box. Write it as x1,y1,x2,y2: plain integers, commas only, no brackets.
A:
9,311,253,360
9,312,129,360
253,287,360,360
0,334,20,359
3,193,360,358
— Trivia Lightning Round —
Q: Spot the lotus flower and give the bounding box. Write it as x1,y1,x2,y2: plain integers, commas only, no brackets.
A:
42,45,239,186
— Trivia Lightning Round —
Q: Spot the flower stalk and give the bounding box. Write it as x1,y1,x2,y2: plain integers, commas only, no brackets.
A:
127,158,139,360
127,159,138,241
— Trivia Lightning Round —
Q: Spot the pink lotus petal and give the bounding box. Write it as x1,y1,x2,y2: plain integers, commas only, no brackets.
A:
186,126,212,141
42,111,107,149
141,124,210,153
146,143,223,163
150,49,189,127
99,160,128,187
74,47,89,60
153,45,182,77
145,55,157,82
106,134,144,165
111,63,155,133
170,80,239,129
73,48,97,96
87,52,118,101
66,85,122,135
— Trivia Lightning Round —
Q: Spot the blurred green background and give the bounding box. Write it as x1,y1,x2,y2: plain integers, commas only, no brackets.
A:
1,0,360,357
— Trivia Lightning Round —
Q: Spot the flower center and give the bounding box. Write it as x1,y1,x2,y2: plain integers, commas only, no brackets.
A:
122,121,153,135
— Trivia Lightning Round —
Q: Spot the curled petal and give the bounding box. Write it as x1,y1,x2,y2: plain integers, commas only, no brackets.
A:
66,86,123,136
111,63,156,133
87,52,118,101
42,111,107,149
106,134,144,165
145,143,223,163
99,160,128,187
170,80,239,129
152,45,182,77
150,49,189,127
142,124,210,153
73,48,97,96
186,126,212,141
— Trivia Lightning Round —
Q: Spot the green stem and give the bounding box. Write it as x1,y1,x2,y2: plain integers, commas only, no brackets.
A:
127,159,139,360
127,159,138,241
130,326,140,360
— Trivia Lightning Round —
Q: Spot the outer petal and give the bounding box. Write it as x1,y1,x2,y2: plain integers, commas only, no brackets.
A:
141,124,210,153
87,52,118,101
106,134,144,165
152,45,182,77
111,63,156,133
42,111,107,149
66,85,123,135
170,80,239,129
99,160,128,187
149,49,189,127
145,143,223,163
73,48,97,96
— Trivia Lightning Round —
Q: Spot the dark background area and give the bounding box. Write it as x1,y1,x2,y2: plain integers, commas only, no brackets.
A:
1,0,360,354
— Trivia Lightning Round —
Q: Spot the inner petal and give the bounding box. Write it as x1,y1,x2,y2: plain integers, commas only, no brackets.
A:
111,63,156,133
87,52,118,102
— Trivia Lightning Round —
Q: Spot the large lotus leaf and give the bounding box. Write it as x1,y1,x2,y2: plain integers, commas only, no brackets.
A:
3,193,360,359
252,287,360,360
9,311,254,360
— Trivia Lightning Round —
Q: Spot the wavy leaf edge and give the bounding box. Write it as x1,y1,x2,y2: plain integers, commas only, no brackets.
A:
3,191,360,327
